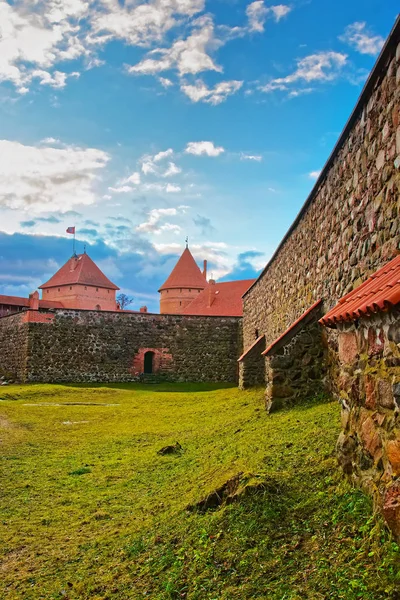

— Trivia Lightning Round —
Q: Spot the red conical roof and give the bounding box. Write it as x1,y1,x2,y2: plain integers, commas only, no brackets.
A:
158,247,207,291
39,253,119,290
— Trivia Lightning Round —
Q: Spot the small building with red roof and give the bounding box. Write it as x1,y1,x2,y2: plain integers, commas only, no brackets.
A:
39,252,119,311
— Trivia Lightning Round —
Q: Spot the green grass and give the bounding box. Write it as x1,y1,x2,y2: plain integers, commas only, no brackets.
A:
0,383,399,599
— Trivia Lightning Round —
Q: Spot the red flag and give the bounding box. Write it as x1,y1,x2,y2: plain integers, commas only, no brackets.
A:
66,226,75,234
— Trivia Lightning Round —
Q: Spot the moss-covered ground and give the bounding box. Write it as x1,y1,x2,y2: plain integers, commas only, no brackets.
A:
0,383,399,599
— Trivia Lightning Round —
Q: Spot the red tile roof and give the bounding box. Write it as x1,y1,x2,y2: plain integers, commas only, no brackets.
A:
262,299,323,356
40,253,119,291
158,248,207,291
320,255,400,327
0,295,64,309
182,279,255,317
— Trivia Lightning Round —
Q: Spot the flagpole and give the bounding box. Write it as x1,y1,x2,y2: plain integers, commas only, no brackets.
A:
73,227,76,256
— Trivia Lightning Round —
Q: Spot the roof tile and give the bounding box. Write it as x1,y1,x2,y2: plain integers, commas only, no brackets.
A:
39,253,119,291
182,279,255,317
320,254,400,327
158,248,207,291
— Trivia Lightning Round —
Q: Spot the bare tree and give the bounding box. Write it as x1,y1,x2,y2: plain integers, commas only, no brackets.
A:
117,293,134,309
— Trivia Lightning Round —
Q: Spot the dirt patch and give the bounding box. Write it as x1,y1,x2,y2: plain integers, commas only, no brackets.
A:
187,473,285,512
157,442,183,455
0,415,12,428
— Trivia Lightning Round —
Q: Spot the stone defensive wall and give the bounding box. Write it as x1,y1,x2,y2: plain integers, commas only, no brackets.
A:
241,18,400,389
0,309,242,384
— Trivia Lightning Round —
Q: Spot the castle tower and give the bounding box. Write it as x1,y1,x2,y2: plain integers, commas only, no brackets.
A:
39,253,119,311
159,246,207,314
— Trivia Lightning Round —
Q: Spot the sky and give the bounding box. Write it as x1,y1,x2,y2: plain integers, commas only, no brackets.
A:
0,0,398,312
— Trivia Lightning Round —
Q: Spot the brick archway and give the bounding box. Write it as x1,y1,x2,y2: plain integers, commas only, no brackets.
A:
131,347,173,377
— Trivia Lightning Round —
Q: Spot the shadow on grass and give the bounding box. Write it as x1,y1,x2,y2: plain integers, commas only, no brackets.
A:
61,381,238,394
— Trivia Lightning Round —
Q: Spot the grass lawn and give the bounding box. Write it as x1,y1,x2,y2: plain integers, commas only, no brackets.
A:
0,383,399,599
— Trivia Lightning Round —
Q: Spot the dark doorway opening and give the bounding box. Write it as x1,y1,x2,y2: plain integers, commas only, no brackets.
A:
144,351,155,374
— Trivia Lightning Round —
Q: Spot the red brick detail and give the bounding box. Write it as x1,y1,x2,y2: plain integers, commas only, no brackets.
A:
131,348,173,376
338,331,359,364
21,311,55,324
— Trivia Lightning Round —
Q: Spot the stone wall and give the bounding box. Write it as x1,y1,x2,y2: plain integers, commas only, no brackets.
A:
334,309,400,538
238,335,266,389
265,320,327,412
243,27,400,354
0,309,242,384
0,313,29,381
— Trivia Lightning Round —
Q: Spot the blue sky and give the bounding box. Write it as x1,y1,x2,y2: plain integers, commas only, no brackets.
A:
0,0,398,312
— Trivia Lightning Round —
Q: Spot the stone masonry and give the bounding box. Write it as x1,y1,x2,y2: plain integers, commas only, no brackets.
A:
0,312,29,381
0,309,242,384
334,309,400,538
264,320,327,413
238,335,266,389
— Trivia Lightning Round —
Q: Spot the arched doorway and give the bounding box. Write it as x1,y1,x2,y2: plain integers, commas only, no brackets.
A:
144,351,154,374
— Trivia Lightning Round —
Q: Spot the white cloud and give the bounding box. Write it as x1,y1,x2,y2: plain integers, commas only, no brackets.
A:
90,0,205,48
127,15,222,77
288,87,314,98
185,141,225,156
270,5,291,21
108,185,133,193
158,76,174,88
246,1,291,33
41,137,61,144
259,51,348,95
0,0,89,93
139,150,183,179
136,207,182,234
181,79,243,104
122,171,141,185
241,153,262,161
246,1,268,33
0,138,109,212
309,170,321,180
163,162,182,177
339,22,384,56
166,183,181,192
154,148,174,162
31,69,80,89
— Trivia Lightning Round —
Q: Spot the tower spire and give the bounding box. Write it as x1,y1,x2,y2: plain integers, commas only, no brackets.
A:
185,236,189,249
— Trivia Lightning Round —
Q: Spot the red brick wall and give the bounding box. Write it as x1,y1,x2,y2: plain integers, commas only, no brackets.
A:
43,284,117,311
160,287,203,314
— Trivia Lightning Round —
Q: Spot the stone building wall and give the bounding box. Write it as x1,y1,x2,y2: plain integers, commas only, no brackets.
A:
334,309,400,538
242,28,400,354
0,313,29,381
0,309,242,384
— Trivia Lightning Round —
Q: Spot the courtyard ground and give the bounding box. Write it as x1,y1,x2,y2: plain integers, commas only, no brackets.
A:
0,383,399,599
